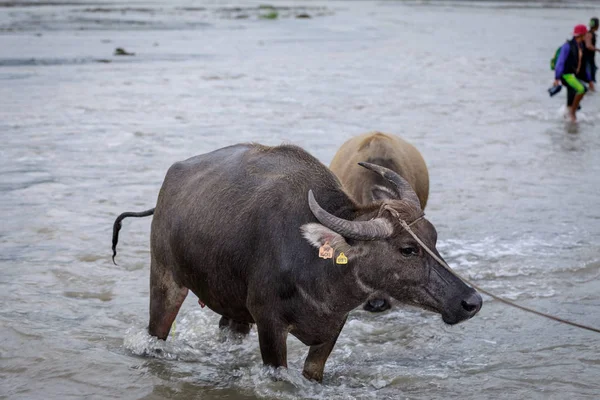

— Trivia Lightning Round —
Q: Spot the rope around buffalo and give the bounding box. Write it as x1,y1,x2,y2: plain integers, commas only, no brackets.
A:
382,205,600,334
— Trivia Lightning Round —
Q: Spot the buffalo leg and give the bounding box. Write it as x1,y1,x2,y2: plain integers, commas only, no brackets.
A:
218,316,231,329
148,259,188,340
256,322,288,368
302,317,347,382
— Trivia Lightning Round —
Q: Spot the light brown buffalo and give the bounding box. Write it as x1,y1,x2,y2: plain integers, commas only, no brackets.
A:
330,132,429,209
330,132,430,312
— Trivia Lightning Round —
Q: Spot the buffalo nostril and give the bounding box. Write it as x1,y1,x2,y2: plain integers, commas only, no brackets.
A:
461,292,482,315
461,300,477,313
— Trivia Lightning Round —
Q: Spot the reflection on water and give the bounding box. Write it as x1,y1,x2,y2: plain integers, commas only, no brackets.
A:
1,0,600,399
545,125,582,152
565,122,580,135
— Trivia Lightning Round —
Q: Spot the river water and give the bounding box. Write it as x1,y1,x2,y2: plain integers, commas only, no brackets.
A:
1,1,600,399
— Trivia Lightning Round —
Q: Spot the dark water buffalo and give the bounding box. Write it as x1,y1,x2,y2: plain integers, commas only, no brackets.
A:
112,143,481,382
330,132,430,312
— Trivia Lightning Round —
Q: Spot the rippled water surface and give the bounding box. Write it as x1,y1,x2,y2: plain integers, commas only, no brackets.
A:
2,1,600,399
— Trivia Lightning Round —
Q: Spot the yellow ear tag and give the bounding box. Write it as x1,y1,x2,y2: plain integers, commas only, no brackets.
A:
319,241,334,259
336,252,348,265
170,320,176,338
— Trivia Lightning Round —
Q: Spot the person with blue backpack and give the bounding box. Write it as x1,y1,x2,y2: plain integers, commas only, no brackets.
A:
553,24,592,122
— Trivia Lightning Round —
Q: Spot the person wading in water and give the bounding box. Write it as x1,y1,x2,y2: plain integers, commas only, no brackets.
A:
554,24,591,122
583,17,599,91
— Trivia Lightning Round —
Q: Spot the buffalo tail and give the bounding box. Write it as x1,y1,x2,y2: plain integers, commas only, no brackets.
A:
112,208,155,265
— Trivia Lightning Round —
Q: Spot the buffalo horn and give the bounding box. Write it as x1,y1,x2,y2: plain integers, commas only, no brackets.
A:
358,162,421,210
307,190,393,240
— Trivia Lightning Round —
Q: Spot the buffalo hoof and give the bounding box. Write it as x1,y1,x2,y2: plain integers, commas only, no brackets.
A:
363,298,391,313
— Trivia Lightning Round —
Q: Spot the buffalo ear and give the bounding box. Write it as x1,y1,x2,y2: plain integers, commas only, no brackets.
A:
300,223,366,260
301,223,348,249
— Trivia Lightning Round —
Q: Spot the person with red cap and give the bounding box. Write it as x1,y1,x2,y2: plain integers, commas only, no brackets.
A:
553,24,592,122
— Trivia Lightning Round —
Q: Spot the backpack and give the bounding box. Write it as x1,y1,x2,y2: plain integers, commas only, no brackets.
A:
550,46,562,70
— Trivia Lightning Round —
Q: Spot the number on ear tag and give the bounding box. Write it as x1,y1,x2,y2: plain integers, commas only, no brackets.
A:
336,252,348,265
319,241,334,259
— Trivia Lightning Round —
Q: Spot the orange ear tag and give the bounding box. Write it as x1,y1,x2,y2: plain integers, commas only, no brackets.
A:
319,241,334,259
336,252,348,265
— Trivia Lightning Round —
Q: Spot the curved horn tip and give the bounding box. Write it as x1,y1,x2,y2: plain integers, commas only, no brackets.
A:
356,162,421,208
358,162,390,177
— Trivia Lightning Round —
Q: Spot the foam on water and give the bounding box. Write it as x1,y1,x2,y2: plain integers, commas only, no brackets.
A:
122,320,340,399
121,305,492,399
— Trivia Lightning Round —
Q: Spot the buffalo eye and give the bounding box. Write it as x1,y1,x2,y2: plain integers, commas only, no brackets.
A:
400,246,419,257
